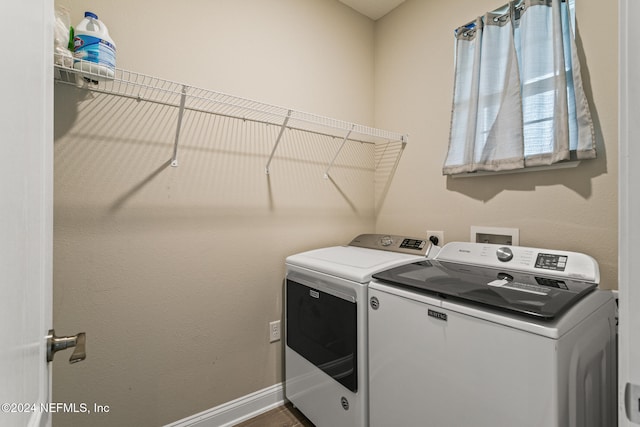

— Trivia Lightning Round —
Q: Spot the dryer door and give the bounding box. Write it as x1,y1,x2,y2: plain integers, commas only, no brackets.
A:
286,279,357,392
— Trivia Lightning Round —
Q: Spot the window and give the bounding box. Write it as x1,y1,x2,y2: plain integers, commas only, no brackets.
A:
443,0,595,176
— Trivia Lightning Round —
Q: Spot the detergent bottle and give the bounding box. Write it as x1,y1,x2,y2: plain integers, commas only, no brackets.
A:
73,11,116,79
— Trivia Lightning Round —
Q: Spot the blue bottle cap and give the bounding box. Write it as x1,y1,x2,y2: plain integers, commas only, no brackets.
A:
84,11,98,19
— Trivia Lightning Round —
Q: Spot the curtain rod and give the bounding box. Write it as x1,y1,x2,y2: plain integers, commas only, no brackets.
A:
455,0,533,36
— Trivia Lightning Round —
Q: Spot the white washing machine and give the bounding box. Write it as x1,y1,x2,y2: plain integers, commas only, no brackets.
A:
285,234,439,427
368,242,617,427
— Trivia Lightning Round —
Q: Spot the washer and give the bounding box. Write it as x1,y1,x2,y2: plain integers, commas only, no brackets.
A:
368,242,617,427
285,234,439,427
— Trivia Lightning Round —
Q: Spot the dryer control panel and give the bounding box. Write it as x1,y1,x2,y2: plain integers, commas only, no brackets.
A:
349,234,435,256
435,242,599,283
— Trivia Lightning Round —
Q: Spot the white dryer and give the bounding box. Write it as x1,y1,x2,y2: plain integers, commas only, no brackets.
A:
285,234,439,427
368,242,617,427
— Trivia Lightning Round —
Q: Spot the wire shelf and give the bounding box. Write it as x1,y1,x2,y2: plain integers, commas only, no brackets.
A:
54,55,408,172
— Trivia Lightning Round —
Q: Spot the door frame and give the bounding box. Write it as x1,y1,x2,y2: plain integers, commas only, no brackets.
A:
618,0,640,425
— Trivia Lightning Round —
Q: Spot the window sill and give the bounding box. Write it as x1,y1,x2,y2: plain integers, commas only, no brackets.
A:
449,160,581,179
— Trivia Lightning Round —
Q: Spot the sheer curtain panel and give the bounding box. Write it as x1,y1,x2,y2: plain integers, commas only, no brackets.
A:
443,0,595,175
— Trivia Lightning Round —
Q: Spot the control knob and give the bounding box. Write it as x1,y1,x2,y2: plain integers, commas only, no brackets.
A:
496,247,513,262
380,236,393,247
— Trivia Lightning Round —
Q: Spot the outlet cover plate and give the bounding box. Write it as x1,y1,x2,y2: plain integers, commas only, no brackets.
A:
269,320,281,343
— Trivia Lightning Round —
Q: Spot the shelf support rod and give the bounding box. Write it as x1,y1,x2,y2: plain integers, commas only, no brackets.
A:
171,85,189,167
324,125,354,179
265,110,292,175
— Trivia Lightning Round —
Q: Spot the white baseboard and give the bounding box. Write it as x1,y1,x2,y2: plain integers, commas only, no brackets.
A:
164,383,285,427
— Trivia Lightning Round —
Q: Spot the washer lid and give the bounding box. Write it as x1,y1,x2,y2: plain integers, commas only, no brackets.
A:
286,246,425,283
372,259,597,320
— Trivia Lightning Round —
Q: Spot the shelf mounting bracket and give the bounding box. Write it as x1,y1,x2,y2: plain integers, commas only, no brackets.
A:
265,110,292,174
171,85,189,167
324,126,354,179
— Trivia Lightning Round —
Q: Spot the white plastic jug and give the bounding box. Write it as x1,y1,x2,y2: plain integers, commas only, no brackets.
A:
73,11,116,79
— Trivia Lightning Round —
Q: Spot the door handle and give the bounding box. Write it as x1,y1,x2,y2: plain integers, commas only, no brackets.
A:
626,382,640,423
47,329,86,364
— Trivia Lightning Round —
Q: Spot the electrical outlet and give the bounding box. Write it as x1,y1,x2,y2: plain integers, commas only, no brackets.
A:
269,320,281,343
427,230,444,246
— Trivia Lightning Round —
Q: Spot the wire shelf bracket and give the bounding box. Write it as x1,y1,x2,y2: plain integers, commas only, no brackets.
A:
265,110,292,175
324,125,354,179
171,85,188,167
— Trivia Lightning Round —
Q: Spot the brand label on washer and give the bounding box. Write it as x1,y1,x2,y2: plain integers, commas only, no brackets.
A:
309,289,319,299
428,309,447,322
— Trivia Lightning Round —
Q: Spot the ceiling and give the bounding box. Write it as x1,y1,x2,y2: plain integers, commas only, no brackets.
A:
338,0,406,20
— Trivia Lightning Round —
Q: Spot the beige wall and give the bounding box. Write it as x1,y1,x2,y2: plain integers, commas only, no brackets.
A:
53,1,379,425
374,0,618,289
53,0,618,425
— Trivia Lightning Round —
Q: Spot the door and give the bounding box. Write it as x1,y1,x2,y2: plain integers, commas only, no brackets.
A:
619,0,640,425
0,1,53,426
286,279,358,392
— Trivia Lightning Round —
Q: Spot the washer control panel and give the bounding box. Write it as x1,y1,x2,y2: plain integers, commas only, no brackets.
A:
435,242,599,283
349,234,435,256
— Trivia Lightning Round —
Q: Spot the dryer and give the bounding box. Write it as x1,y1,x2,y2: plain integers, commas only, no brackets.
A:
285,234,439,427
368,242,617,427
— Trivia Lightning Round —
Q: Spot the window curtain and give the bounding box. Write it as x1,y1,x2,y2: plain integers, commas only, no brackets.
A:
443,0,595,175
